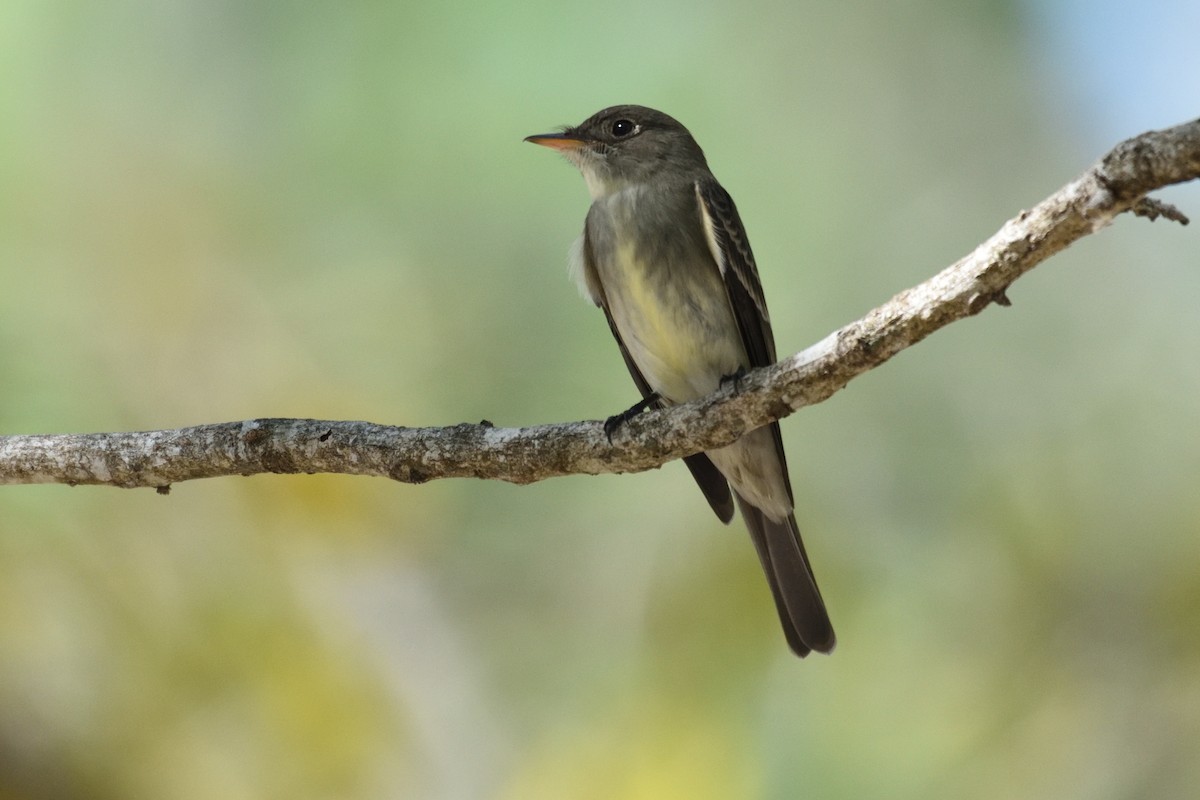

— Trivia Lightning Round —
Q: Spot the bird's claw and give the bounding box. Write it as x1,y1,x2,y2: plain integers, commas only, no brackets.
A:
603,393,660,443
719,366,748,394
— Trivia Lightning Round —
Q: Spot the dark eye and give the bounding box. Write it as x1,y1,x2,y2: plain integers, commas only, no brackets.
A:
610,119,636,138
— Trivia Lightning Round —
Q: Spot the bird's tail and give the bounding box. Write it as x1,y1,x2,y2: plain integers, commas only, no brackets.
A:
737,494,836,657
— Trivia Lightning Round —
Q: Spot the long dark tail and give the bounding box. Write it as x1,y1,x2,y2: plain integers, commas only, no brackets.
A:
737,494,836,657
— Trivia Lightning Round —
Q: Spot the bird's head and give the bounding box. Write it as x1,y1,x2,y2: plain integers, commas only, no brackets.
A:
525,105,709,198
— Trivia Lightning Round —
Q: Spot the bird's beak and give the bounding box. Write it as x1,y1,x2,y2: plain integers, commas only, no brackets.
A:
524,132,587,152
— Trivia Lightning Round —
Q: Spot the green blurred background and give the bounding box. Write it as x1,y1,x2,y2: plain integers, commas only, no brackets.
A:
2,1,1197,798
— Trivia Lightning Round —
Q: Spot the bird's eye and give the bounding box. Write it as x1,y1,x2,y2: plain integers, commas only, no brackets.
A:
610,119,636,138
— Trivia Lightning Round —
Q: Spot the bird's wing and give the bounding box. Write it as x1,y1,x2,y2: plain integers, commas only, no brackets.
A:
696,180,834,654
694,179,776,367
695,178,793,501
582,225,735,524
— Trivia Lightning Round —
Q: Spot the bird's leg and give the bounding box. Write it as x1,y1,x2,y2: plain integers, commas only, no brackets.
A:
603,393,660,442
719,366,748,393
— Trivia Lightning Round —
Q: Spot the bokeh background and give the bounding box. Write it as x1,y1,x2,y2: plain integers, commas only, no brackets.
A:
2,1,1198,798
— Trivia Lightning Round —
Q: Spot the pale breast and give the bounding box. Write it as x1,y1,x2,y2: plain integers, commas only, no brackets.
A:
587,186,747,404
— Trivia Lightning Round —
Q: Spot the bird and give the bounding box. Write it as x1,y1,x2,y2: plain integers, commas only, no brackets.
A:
525,105,834,657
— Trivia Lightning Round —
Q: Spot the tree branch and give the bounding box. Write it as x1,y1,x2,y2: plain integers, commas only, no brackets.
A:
2,117,1198,491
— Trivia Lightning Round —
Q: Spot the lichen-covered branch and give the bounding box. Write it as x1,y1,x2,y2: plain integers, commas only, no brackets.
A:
1,117,1197,491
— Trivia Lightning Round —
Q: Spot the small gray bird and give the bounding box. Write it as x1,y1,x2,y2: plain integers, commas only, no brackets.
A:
526,105,834,657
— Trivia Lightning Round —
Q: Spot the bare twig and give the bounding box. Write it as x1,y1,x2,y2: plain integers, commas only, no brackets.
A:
2,117,1198,491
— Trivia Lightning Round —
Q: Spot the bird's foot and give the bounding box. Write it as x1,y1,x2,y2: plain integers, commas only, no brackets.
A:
719,366,748,394
603,393,660,442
